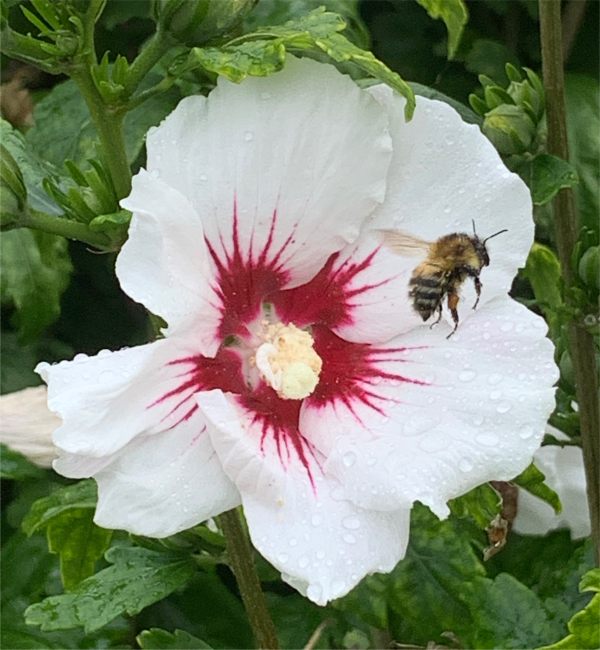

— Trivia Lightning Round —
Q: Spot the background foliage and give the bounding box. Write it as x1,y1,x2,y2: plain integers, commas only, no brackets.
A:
1,0,598,648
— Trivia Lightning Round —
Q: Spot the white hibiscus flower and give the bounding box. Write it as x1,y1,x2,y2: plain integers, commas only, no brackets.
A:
37,57,558,605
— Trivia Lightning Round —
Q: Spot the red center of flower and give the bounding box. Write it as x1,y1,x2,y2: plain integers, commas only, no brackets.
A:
152,204,427,484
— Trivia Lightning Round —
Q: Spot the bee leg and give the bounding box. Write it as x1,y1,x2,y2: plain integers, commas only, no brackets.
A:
429,302,443,329
472,275,482,310
446,292,460,339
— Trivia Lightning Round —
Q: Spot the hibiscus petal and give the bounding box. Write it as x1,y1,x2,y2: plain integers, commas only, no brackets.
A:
92,413,240,537
301,297,558,517
118,171,221,354
36,337,245,458
144,56,391,293
350,87,533,335
197,389,410,605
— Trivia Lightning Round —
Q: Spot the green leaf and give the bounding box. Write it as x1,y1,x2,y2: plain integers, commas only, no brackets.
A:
565,75,599,235
182,8,415,118
1,229,72,342
22,479,97,535
465,574,564,649
25,546,196,633
386,505,487,644
415,0,468,59
0,443,45,480
26,75,181,168
514,463,562,515
449,483,502,529
137,628,213,649
540,569,600,650
529,154,579,205
46,508,113,591
465,39,519,84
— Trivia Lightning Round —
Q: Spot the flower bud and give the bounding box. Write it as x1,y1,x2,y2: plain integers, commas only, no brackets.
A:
482,104,536,155
0,144,26,224
578,246,599,291
153,0,256,45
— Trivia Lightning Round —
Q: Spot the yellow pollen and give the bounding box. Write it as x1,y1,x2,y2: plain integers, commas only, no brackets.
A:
254,323,322,400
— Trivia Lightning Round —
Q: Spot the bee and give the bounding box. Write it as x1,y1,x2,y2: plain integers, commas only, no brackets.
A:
379,222,507,338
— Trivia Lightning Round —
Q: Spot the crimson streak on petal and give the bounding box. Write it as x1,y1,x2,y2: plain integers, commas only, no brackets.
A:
205,200,294,339
150,348,246,428
308,326,429,422
272,247,395,329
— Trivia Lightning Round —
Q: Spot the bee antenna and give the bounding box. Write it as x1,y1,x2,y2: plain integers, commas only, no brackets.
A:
483,228,509,244
472,219,477,236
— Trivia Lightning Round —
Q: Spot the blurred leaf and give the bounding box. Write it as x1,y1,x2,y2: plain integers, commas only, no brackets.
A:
523,243,563,325
268,592,332,649
415,0,468,59
25,546,196,633
47,509,113,591
465,573,563,649
0,443,45,480
465,39,519,84
22,479,97,535
540,569,599,650
26,75,181,168
181,8,415,118
137,628,213,649
514,463,562,514
0,333,40,393
578,246,599,291
410,81,482,124
386,505,486,644
565,75,599,235
449,483,502,529
1,229,72,342
529,154,579,205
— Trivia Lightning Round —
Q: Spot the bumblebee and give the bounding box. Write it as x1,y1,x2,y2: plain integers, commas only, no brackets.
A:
379,222,507,338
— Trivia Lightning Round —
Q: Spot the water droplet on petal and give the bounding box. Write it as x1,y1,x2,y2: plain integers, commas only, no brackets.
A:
490,390,502,401
488,373,502,385
476,432,499,446
496,402,511,414
458,458,474,472
311,514,322,527
343,533,357,544
342,451,356,467
342,516,361,530
298,556,309,568
307,584,323,602
459,370,476,382
316,550,325,560
519,426,534,439
277,552,289,564
289,538,298,547
244,130,254,142
500,322,514,332
199,173,208,182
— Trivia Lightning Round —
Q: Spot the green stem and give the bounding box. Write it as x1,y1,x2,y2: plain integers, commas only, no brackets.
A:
218,509,279,649
122,30,173,97
539,0,600,564
71,69,131,200
17,208,111,248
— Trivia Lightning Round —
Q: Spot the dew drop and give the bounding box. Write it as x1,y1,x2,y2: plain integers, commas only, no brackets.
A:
496,402,511,414
343,533,357,544
311,514,322,527
277,552,289,564
459,370,476,382
199,173,208,182
500,322,514,332
244,130,254,142
488,373,502,385
298,555,309,568
519,426,534,439
342,451,357,467
476,432,499,446
458,458,474,472
342,516,361,530
316,550,325,560
366,456,377,467
289,538,298,547
307,584,323,602
490,390,502,401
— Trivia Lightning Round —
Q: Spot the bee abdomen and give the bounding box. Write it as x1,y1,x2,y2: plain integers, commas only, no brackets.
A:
409,276,443,320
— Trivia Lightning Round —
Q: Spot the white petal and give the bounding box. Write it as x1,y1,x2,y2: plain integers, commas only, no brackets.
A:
93,413,240,537
145,56,391,288
36,336,203,458
367,87,533,330
301,297,557,517
118,171,220,354
513,444,591,540
197,389,410,605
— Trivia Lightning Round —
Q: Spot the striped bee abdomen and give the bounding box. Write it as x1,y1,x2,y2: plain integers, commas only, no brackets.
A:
409,273,445,320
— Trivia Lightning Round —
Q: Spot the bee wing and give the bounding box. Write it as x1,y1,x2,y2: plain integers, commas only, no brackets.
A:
376,229,432,256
